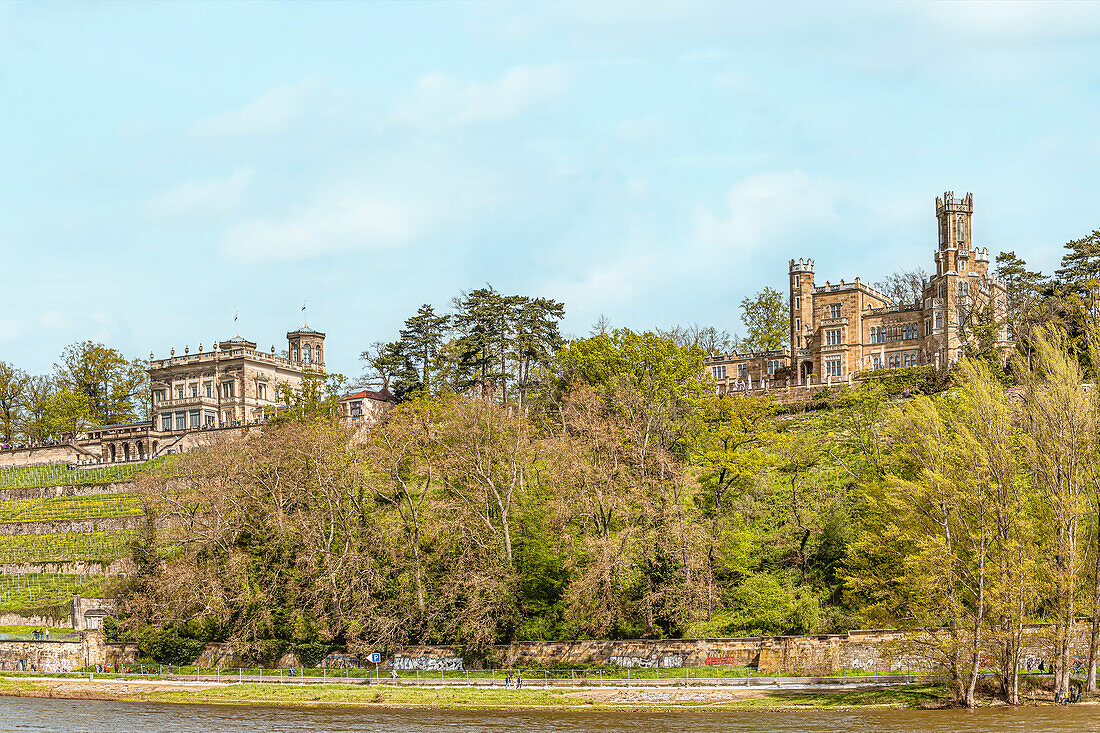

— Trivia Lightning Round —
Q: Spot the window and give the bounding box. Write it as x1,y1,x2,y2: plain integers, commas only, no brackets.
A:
162,415,173,431
767,360,780,375
935,313,943,330
257,382,268,400
189,410,200,429
304,345,312,364
711,365,727,380
926,318,932,335
957,217,966,242
293,347,299,362
222,381,235,399
737,363,748,378
903,353,916,367
825,329,841,346
828,303,841,319
204,411,216,427
825,359,842,377
175,412,186,431
204,383,213,398
888,355,900,369
794,275,801,287
190,385,198,398
153,389,165,403
794,296,801,310
176,386,184,400
795,317,801,333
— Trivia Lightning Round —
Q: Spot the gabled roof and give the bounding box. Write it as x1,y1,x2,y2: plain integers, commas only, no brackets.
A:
340,388,395,403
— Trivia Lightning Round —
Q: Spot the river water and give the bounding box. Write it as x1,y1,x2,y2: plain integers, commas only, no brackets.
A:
2,697,1100,732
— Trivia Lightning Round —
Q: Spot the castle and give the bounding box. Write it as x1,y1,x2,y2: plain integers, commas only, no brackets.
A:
706,192,1010,391
0,324,393,468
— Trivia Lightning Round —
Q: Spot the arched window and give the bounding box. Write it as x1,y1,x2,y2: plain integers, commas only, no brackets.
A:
304,345,312,364
293,346,299,363
315,346,322,363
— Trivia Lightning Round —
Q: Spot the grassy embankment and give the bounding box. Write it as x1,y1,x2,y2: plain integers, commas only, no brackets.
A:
0,675,950,710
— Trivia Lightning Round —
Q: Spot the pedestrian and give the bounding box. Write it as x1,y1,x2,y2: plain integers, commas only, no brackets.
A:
516,671,522,689
44,629,49,641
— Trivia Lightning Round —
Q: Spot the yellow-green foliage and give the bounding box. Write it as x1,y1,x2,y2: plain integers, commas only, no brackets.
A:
0,457,172,490
0,493,144,523
0,573,117,611
0,531,135,563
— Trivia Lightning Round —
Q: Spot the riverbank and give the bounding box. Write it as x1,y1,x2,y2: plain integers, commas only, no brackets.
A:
0,675,959,710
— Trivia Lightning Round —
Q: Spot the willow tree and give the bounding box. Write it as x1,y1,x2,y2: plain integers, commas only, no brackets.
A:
1017,325,1096,699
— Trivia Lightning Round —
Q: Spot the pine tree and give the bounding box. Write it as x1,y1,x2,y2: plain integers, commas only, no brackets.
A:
399,304,451,394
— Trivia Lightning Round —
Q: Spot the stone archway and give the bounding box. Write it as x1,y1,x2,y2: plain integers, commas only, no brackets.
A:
122,442,130,462
137,441,145,460
109,444,117,462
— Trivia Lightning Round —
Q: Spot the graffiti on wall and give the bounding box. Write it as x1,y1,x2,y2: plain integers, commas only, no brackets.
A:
391,655,465,671
704,655,739,666
609,655,683,669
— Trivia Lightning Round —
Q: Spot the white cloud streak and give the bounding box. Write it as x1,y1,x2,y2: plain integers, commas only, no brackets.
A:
221,192,418,261
147,170,253,217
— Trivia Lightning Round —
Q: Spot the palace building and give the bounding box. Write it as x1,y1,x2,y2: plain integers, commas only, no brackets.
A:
149,326,326,433
706,192,1009,392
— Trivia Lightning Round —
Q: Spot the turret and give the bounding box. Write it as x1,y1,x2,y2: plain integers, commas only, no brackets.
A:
789,258,814,357
287,325,326,370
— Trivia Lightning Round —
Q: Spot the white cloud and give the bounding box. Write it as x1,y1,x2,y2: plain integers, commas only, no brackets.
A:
0,317,21,346
221,191,418,261
695,170,846,254
147,169,253,217
397,65,569,126
192,80,322,137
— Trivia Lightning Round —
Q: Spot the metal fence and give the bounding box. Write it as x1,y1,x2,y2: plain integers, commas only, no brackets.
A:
0,663,934,688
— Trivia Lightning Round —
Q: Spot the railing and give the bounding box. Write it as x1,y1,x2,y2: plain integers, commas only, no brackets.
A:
0,663,937,689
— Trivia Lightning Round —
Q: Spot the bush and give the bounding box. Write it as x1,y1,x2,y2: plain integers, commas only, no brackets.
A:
726,573,822,636
291,642,332,668
138,629,206,666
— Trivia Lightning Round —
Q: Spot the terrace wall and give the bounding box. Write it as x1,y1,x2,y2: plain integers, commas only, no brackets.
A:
0,482,133,502
0,516,144,536
0,444,93,469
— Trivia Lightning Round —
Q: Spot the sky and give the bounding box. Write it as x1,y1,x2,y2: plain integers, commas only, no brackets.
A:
2,1,1100,379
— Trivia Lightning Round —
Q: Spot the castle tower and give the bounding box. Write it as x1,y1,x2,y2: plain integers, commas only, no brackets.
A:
934,191,972,277
789,258,815,358
287,325,326,370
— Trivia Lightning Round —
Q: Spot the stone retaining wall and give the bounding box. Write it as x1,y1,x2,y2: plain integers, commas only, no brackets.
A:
0,516,144,536
0,482,133,501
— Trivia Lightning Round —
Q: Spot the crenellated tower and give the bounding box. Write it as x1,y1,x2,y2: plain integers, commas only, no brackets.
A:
789,258,815,358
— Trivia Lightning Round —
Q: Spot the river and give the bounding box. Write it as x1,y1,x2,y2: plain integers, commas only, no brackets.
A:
3,697,1100,733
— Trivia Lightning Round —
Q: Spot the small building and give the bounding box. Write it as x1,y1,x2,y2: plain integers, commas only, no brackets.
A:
338,388,395,426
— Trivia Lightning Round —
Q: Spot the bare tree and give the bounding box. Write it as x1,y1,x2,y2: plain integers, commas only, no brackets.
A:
873,267,929,309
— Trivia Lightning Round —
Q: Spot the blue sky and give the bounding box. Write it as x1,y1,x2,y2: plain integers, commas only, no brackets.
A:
2,1,1100,379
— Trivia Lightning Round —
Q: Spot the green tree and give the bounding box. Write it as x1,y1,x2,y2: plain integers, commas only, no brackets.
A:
18,375,56,444
274,371,347,422
1056,230,1100,286
740,287,789,352
0,361,27,443
452,286,510,400
398,304,451,395
54,341,147,426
